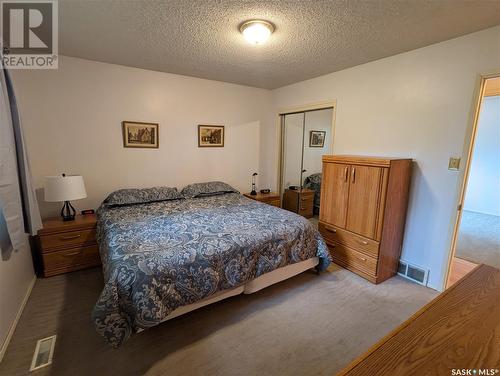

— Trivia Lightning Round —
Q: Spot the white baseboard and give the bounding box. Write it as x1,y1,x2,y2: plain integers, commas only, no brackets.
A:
0,275,36,363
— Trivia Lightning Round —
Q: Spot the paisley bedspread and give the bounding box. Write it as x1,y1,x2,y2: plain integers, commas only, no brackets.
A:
92,193,330,347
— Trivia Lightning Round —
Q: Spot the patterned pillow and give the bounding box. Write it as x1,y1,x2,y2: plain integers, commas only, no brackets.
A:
103,186,182,207
180,181,239,198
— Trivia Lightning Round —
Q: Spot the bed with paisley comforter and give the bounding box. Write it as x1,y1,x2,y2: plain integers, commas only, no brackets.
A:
92,183,330,347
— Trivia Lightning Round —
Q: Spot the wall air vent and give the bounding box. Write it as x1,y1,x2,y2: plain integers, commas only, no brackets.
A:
397,260,429,286
30,335,56,371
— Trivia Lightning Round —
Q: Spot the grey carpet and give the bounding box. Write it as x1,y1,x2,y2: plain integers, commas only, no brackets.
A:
456,210,500,268
0,265,437,376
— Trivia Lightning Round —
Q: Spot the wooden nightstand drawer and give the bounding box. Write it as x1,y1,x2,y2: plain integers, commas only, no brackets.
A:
43,245,101,277
36,214,100,277
243,192,281,208
298,201,314,217
39,228,97,251
329,242,378,277
299,192,315,200
267,199,281,207
282,188,315,218
319,222,379,258
299,197,314,205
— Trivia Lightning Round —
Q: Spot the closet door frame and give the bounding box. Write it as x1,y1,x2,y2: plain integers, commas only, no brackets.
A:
277,100,337,200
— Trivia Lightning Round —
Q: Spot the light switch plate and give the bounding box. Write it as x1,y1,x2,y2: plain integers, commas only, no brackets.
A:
448,157,461,170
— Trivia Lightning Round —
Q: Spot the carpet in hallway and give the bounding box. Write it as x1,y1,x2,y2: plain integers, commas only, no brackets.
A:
456,210,500,268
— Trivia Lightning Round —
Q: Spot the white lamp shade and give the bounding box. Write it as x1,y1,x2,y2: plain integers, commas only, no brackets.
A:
44,175,87,202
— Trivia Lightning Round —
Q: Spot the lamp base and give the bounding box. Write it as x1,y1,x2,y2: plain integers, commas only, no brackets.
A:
250,181,257,195
61,201,76,221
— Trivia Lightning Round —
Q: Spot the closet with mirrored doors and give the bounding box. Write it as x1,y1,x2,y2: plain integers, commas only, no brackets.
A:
279,107,334,219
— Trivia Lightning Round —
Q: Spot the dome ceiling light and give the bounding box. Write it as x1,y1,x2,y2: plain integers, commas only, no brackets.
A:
240,20,275,45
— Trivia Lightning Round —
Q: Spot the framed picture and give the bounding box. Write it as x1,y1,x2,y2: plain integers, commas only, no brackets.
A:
198,125,224,147
309,130,326,147
122,121,159,148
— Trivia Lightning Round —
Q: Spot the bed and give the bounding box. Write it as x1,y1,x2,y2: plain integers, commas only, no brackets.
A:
92,183,331,347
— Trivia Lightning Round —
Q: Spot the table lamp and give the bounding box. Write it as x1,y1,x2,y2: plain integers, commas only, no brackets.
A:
44,174,87,221
251,173,258,195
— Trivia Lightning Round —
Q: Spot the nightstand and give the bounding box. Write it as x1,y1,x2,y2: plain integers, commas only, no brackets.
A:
282,188,315,218
243,192,281,207
36,214,101,277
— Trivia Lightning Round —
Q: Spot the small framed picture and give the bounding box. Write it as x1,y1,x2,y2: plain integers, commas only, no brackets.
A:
309,130,326,147
122,121,159,148
198,125,224,147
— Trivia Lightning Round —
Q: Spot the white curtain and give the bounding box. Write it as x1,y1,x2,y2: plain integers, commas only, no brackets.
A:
0,69,41,259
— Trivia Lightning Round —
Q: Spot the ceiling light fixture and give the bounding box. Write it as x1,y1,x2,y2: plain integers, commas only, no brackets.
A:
240,20,275,45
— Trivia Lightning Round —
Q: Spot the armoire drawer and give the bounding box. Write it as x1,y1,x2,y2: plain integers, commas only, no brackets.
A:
319,222,379,258
328,242,378,276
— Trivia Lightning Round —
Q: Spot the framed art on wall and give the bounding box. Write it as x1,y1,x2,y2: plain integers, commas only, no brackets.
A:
309,130,326,147
122,121,159,148
198,125,224,147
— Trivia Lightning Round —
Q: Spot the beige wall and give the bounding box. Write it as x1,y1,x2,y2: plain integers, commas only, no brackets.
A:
268,26,500,290
11,56,272,218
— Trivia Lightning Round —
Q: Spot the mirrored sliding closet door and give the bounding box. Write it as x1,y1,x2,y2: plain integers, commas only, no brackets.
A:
280,107,334,219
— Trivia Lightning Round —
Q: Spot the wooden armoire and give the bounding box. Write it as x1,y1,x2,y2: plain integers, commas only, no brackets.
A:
319,155,412,284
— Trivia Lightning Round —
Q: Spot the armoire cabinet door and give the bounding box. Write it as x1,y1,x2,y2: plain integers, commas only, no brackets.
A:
320,163,350,227
346,165,382,238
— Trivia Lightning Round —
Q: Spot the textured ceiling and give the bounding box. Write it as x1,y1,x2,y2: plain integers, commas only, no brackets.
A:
59,0,500,89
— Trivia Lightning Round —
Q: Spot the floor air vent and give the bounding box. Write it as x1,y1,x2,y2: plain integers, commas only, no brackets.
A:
30,335,56,371
397,260,429,286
